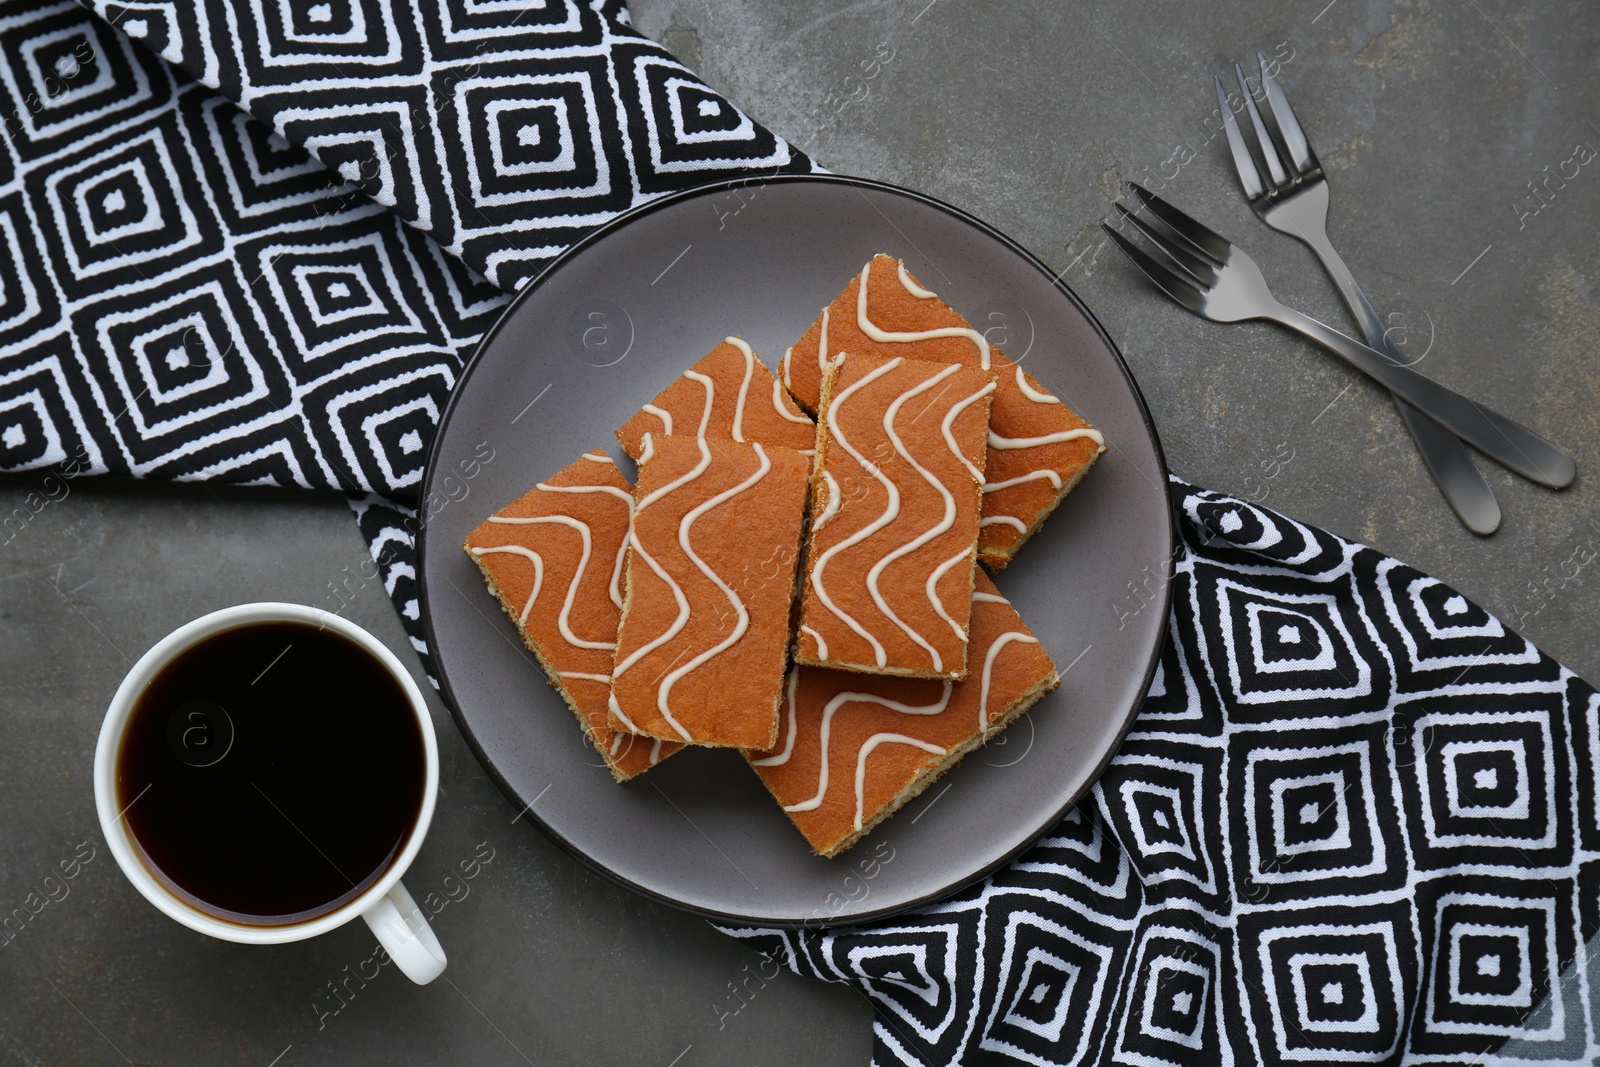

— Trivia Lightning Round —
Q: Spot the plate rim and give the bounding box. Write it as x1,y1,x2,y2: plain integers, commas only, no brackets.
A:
417,172,1174,928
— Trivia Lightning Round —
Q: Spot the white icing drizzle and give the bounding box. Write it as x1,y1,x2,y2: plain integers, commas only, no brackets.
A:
800,624,828,660
782,684,952,813
482,514,615,649
751,671,802,766
896,262,938,299
771,378,813,425
940,380,996,483
767,613,1041,826
979,632,1040,729
582,451,611,462
608,692,642,733
857,258,991,369
816,307,830,372
983,470,1063,493
606,732,664,767
654,442,772,740
988,427,1105,450
559,671,611,683
642,404,673,435
612,437,710,684
847,263,1098,559
972,591,1010,604
782,344,794,388
536,481,634,509
725,337,756,442
606,528,627,610
809,356,903,667
608,735,665,767
1013,365,1061,404
635,433,711,512
468,545,544,624
853,734,946,829
812,470,842,532
638,433,655,465
926,543,974,645
684,369,716,440
866,362,966,673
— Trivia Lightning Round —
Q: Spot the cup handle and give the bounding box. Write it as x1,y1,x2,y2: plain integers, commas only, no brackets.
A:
361,881,446,985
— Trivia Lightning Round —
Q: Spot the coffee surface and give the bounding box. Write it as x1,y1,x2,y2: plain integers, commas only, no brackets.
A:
118,621,426,925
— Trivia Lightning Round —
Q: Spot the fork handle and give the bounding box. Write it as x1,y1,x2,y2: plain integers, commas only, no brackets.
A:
1272,307,1577,489
1302,235,1502,534
1392,397,1503,534
1302,231,1391,346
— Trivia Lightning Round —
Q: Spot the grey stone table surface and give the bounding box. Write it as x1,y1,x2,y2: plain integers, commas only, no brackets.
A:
1,0,1595,1064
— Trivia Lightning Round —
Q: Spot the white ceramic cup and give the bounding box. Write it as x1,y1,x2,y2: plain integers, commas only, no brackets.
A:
93,602,447,984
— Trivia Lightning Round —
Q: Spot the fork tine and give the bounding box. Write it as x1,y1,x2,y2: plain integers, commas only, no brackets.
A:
1101,224,1208,316
1258,50,1319,174
1114,204,1216,287
1129,183,1232,264
1234,62,1289,189
1216,75,1266,201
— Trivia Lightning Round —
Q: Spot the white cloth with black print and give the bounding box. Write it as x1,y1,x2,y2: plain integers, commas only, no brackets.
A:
1,3,1594,1064
726,480,1600,1066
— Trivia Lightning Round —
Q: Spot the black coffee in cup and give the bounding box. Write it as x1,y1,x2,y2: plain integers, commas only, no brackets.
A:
115,621,426,926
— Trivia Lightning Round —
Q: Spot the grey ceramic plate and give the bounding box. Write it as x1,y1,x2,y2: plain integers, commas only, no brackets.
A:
418,175,1171,927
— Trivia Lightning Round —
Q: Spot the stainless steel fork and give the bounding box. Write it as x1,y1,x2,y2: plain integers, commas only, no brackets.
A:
1218,53,1502,534
1104,184,1576,490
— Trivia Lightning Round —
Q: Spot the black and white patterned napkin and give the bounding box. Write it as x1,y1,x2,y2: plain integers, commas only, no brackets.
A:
3,2,1595,1063
728,478,1600,1066
0,0,810,676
